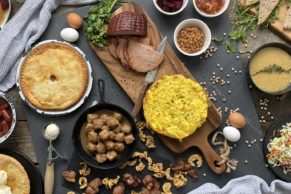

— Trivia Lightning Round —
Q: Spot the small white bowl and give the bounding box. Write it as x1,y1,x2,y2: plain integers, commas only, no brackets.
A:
0,91,16,144
174,19,211,56
153,0,189,15
193,0,230,18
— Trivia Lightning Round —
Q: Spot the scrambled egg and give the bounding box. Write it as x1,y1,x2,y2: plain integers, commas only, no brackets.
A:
143,75,208,140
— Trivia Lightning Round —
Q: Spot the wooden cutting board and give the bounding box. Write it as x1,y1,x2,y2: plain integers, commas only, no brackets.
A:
92,3,226,174
240,0,291,42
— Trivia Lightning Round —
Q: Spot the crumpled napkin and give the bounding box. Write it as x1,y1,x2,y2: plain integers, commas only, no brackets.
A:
188,175,291,194
0,0,99,91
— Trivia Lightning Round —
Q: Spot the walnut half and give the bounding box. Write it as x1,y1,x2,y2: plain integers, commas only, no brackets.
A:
62,170,76,183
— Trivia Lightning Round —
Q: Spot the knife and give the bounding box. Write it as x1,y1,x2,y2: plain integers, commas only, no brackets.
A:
132,36,167,117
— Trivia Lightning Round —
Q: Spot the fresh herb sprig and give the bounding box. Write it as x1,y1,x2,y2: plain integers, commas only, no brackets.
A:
84,0,121,48
229,0,283,42
252,64,291,76
212,38,237,53
229,0,258,42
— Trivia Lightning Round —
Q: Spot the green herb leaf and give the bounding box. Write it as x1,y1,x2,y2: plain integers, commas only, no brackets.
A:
226,41,237,53
252,64,291,75
212,38,225,45
84,0,121,48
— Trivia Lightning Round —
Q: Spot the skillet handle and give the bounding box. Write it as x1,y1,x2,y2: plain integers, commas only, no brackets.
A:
98,79,106,103
199,139,226,174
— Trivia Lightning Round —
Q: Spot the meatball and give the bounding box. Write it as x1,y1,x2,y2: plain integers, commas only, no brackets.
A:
115,143,125,152
108,131,117,141
107,117,120,129
99,129,110,141
96,143,106,154
87,142,96,153
101,125,110,131
106,150,118,161
115,133,125,143
124,134,135,144
105,141,115,150
87,113,98,123
93,119,103,129
85,123,94,133
121,124,131,134
113,126,122,133
100,114,110,125
113,112,123,122
88,131,98,143
96,154,107,163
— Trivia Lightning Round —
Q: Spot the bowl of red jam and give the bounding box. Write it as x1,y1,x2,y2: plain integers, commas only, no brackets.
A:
0,91,16,144
193,0,230,17
153,0,189,15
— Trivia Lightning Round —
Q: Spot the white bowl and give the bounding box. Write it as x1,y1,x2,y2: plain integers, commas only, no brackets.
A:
153,0,189,15
0,91,16,144
174,19,211,56
193,0,230,18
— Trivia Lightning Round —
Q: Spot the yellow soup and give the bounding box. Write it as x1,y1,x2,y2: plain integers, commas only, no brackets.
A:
250,47,291,93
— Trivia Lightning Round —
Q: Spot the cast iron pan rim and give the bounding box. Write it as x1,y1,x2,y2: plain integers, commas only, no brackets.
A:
247,42,291,95
263,115,291,182
72,80,137,169
0,148,44,193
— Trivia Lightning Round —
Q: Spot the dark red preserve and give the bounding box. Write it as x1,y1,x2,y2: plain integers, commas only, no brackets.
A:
157,0,183,12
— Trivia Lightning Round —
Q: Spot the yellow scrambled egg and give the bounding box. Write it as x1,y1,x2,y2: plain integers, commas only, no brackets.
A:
143,75,208,140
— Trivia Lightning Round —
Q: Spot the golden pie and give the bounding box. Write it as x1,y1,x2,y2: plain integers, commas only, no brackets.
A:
19,42,89,110
143,75,208,140
0,154,30,194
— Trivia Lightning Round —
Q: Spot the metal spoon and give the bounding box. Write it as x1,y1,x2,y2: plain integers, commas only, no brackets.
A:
42,123,66,194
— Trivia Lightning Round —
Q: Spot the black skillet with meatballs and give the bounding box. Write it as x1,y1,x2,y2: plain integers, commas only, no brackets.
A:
72,79,137,169
81,110,135,163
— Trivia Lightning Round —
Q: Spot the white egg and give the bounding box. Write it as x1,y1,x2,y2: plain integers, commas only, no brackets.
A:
60,28,79,42
223,126,241,142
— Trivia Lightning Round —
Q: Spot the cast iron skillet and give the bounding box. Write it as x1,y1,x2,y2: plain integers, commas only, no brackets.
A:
247,42,291,95
72,79,137,169
263,115,291,182
0,148,44,193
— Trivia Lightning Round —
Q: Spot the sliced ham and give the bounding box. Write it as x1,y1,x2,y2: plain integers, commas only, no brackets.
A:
126,40,164,73
115,38,129,68
130,37,151,45
108,38,118,59
108,37,151,62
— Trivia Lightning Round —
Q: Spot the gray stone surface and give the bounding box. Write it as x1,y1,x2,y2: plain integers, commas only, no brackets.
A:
23,1,281,193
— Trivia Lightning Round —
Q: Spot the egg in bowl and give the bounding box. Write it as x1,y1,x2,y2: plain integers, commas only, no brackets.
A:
143,75,208,140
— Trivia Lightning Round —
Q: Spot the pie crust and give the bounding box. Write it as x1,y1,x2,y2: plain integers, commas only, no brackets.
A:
19,42,89,110
0,154,30,194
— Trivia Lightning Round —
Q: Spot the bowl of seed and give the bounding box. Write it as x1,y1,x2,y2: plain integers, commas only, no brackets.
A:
174,19,211,56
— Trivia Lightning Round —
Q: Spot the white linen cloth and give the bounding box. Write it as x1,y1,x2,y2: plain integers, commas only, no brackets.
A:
0,0,99,91
188,175,291,194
